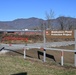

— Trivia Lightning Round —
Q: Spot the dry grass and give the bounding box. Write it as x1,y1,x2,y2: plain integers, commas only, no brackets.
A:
6,44,75,64
0,45,76,75
0,55,76,75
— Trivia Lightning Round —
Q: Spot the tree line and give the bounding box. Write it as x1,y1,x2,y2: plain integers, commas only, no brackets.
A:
39,9,76,30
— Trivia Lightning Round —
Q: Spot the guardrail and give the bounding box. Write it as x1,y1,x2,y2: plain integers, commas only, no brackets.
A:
23,46,76,66
23,30,76,67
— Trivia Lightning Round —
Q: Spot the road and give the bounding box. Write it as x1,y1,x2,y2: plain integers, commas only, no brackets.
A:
0,41,75,53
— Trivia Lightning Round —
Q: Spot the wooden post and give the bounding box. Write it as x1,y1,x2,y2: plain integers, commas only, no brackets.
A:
24,48,26,59
43,49,46,62
43,30,46,48
61,51,64,66
43,30,46,62
74,30,76,67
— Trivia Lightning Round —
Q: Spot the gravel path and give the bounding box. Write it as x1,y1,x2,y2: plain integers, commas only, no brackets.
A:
0,41,75,53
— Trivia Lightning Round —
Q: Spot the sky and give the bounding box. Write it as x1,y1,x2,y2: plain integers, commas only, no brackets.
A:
0,0,76,21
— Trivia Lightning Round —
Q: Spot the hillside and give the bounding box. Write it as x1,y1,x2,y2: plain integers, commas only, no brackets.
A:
0,17,76,30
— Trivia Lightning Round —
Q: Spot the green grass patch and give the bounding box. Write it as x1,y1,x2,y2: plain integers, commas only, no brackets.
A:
0,55,76,75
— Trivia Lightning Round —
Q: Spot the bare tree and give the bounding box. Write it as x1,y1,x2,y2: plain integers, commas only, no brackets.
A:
39,20,47,31
58,16,74,30
57,16,68,30
67,18,74,30
39,20,44,30
45,9,55,30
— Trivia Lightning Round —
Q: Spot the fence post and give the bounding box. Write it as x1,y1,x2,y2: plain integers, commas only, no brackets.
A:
43,49,46,62
74,30,76,67
61,51,64,66
43,30,46,62
24,48,26,59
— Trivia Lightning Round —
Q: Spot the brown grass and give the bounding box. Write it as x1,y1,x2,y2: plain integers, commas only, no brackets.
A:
5,44,75,66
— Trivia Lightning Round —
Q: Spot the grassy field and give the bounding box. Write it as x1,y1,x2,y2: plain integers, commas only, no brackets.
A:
0,45,76,75
0,55,76,75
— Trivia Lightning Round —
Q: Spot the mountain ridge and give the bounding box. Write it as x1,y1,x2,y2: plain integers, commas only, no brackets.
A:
0,17,76,30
